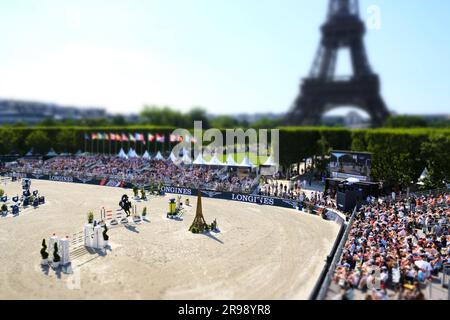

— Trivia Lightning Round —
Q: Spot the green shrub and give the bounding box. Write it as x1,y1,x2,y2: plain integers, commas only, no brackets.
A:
102,225,109,241
133,186,139,197
0,189,4,197
87,211,94,224
142,207,147,216
40,239,49,260
1,204,7,212
53,243,60,263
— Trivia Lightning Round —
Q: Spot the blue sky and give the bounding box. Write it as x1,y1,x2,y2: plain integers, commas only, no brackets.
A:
0,0,449,116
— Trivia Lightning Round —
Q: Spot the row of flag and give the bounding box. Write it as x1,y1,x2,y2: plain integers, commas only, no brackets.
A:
85,133,197,144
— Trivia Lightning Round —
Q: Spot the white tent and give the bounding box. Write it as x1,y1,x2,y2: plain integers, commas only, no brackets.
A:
417,168,429,185
154,151,165,161
169,152,179,163
208,154,224,166
46,148,57,157
25,149,33,156
263,155,277,167
130,149,139,158
142,150,151,160
182,153,192,165
182,147,190,157
193,154,206,165
117,148,128,159
75,150,83,156
225,154,237,166
239,156,254,168
127,148,135,158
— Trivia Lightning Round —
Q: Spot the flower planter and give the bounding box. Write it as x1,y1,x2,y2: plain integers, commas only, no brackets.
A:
104,240,109,247
52,261,60,269
40,259,48,266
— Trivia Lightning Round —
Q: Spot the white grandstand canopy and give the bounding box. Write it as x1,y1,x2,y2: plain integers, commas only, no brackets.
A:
118,148,128,159
154,151,165,161
169,152,178,163
142,150,151,160
225,154,237,166
263,155,277,167
239,156,254,168
182,153,192,165
46,148,57,157
208,154,224,166
193,153,206,165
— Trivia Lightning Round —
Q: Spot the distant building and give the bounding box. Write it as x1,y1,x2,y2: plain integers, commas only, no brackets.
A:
0,99,107,124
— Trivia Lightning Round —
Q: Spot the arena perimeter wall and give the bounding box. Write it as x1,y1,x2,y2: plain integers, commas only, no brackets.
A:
2,171,345,224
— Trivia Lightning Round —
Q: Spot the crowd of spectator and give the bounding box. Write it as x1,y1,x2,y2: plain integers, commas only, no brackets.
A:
333,192,450,300
3,155,258,193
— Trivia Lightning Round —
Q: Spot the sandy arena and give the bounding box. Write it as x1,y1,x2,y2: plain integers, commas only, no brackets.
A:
0,179,340,300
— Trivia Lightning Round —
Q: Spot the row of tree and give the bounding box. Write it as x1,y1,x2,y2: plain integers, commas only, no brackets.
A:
1,126,449,189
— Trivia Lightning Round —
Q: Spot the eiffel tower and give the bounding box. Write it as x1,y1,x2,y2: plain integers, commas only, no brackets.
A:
285,0,390,127
189,191,209,233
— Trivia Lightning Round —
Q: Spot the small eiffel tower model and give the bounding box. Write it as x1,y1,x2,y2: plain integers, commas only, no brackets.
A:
189,191,209,233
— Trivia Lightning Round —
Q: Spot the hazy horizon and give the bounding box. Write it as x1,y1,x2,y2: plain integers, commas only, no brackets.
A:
1,0,449,116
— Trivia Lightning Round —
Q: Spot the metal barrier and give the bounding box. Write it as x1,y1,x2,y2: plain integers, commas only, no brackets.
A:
311,206,358,300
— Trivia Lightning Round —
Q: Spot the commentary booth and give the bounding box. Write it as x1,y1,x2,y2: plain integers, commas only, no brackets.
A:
326,150,381,213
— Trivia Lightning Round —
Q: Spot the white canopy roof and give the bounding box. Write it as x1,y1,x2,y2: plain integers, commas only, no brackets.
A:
208,154,224,166
239,156,254,168
46,148,57,157
142,150,151,160
154,151,165,161
263,155,277,167
193,154,206,165
225,154,237,166
118,148,128,159
182,153,192,165
127,148,139,158
169,152,179,163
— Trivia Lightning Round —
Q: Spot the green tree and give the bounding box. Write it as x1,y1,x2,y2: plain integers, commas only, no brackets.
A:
0,128,20,154
385,115,428,128
56,129,78,153
186,107,210,128
25,130,51,155
210,115,239,128
420,133,450,188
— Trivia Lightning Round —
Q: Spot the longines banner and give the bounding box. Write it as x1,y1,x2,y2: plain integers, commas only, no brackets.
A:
3,172,299,210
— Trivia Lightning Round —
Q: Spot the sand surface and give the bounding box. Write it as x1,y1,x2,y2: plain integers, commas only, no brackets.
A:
0,179,339,300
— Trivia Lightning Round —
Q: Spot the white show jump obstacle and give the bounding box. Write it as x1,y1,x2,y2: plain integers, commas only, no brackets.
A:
48,234,71,266
84,223,104,250
101,205,140,226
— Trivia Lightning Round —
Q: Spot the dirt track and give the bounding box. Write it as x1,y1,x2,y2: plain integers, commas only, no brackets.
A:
0,179,339,300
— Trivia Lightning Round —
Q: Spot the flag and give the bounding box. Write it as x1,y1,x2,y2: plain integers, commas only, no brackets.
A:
122,133,129,141
104,133,110,140
110,133,116,141
129,133,136,142
170,134,178,143
97,133,104,140
115,133,122,142
148,133,155,142
84,133,90,140
91,133,98,140
177,135,184,142
135,133,144,141
156,134,165,143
